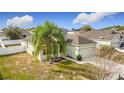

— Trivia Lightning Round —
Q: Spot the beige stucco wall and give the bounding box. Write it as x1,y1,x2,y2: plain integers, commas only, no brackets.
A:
111,35,120,48
111,42,120,48
67,45,78,59
79,44,96,58
67,43,96,59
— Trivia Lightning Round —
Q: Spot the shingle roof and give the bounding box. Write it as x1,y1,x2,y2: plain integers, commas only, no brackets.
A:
79,29,120,40
22,31,32,36
67,35,95,45
23,33,95,45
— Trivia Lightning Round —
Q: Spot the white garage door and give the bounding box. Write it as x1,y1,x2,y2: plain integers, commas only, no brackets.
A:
66,45,77,59
79,47,95,58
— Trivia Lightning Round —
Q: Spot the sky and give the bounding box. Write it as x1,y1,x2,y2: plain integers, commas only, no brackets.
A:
0,12,124,30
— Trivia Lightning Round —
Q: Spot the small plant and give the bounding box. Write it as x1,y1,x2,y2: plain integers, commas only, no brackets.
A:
77,55,82,61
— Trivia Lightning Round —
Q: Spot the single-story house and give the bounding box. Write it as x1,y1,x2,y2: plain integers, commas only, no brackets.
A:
76,29,124,48
21,35,61,61
21,33,96,61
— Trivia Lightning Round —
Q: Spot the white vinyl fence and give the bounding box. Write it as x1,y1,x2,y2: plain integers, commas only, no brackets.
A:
2,40,21,45
0,46,25,55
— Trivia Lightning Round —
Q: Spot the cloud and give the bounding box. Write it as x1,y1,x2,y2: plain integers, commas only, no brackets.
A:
73,12,117,24
7,15,33,26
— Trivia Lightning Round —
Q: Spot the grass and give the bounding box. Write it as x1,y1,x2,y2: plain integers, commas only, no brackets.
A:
0,53,97,80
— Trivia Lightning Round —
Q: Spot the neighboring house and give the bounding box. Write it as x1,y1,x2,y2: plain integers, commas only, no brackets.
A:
22,30,32,38
77,29,124,48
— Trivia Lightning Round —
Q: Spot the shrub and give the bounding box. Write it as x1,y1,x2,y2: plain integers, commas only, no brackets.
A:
112,52,124,62
96,45,116,58
96,45,124,64
77,55,82,61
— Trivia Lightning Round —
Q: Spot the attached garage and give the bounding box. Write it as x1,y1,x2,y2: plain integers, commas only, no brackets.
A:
79,44,96,58
67,35,96,60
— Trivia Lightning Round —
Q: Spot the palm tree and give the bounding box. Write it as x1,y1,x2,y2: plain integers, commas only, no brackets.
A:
32,21,66,62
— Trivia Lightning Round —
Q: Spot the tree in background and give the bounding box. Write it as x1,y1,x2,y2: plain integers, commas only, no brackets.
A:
117,26,124,31
102,25,124,31
32,21,66,62
3,26,22,40
81,25,94,31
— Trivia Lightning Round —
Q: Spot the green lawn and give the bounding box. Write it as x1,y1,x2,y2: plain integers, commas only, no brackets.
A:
0,53,97,80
